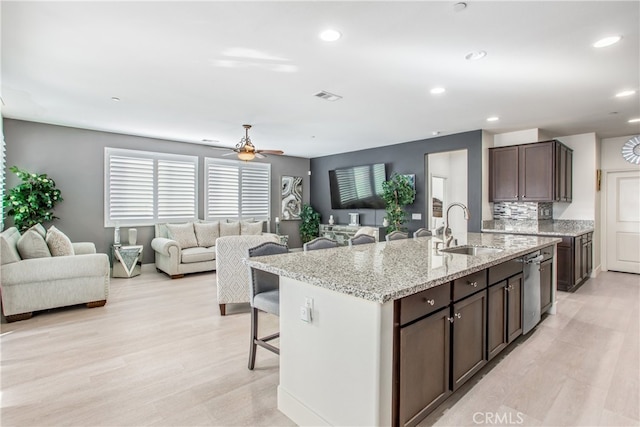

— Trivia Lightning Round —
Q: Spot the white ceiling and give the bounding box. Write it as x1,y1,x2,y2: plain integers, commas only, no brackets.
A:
2,1,639,158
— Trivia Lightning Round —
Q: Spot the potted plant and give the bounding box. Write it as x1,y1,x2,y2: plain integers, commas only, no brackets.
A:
299,203,321,244
382,173,415,233
3,166,63,232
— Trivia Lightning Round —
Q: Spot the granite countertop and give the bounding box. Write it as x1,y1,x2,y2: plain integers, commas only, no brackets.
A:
244,232,561,304
482,219,594,237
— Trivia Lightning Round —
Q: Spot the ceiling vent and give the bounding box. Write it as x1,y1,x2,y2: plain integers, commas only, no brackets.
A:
314,90,343,101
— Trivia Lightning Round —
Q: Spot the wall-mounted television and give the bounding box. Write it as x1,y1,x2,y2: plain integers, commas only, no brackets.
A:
328,163,386,209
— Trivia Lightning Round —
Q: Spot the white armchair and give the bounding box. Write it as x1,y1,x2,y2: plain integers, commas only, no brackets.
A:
215,234,279,315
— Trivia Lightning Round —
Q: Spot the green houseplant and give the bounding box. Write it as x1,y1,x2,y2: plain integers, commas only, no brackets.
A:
382,173,416,233
299,203,321,244
3,166,63,232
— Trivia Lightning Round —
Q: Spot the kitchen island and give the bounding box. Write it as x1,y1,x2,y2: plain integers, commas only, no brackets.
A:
245,233,561,427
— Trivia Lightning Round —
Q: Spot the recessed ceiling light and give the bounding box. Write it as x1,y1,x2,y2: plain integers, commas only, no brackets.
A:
111,97,121,102
201,139,219,143
432,131,441,136
430,87,446,95
616,90,636,97
487,116,499,122
593,36,622,48
465,50,487,61
319,29,341,42
628,118,640,123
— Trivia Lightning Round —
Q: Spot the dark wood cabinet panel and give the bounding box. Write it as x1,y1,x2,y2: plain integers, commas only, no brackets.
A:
519,142,554,201
557,233,592,292
506,274,523,343
451,291,487,391
489,146,519,202
540,259,553,313
398,308,451,427
489,140,572,203
574,235,583,287
487,282,508,361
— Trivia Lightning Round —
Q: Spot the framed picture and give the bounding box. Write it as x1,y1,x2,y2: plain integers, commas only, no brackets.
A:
281,176,303,220
403,174,416,191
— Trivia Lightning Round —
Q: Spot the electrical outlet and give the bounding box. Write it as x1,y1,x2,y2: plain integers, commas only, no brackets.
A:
299,306,311,323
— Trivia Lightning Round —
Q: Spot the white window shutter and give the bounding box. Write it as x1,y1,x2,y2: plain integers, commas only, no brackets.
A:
158,159,197,220
108,155,155,223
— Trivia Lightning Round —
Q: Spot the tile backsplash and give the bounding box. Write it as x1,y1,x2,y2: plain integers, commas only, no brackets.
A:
493,202,553,220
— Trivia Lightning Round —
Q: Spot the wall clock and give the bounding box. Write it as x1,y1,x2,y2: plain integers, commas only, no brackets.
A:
621,135,640,165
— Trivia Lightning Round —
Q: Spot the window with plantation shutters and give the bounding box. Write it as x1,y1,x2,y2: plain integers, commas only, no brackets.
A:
104,148,197,227
205,158,270,222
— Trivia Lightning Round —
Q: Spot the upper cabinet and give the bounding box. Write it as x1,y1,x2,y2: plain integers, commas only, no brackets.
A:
489,140,573,203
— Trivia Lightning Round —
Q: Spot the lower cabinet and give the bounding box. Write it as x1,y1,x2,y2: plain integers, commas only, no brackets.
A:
557,232,593,292
487,273,523,361
540,258,553,313
451,290,487,391
398,308,451,427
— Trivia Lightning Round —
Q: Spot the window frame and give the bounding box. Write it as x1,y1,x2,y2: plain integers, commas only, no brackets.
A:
104,147,198,227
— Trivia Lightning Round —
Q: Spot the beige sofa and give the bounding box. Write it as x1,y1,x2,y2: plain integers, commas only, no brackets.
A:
0,226,110,322
151,220,276,278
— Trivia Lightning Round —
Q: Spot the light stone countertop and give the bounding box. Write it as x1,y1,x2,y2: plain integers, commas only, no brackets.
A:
244,232,561,303
481,219,594,237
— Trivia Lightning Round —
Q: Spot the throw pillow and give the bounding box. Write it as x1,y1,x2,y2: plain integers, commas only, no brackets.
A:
194,221,220,247
166,222,198,249
30,223,47,238
220,221,240,237
46,226,75,257
0,229,22,265
17,229,52,259
241,220,263,235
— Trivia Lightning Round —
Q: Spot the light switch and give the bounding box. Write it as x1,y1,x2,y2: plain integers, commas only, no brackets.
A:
412,213,422,220
300,306,312,323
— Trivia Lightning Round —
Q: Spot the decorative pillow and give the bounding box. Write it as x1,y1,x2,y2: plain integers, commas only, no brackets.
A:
0,229,22,265
46,226,75,257
17,229,52,259
166,222,198,249
194,221,220,247
241,220,263,235
220,221,240,237
30,223,47,238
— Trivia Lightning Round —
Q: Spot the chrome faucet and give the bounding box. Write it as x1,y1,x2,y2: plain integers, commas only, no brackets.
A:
443,202,470,248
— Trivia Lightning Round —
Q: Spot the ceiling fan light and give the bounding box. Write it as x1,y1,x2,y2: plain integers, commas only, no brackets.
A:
238,151,255,161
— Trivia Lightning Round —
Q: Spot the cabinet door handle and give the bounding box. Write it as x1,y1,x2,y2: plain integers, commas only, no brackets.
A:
455,312,462,319
448,316,455,323
468,281,478,287
423,298,435,306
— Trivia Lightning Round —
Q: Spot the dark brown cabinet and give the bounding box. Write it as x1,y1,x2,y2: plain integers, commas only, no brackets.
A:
540,259,553,313
489,140,573,203
557,232,592,292
487,273,523,361
398,307,451,427
451,290,487,391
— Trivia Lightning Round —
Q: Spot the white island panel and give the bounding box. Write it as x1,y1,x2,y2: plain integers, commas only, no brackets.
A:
278,276,394,426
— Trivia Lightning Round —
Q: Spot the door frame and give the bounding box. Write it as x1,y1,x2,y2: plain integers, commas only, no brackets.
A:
600,168,640,272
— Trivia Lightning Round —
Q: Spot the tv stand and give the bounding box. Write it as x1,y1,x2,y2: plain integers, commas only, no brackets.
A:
319,224,385,245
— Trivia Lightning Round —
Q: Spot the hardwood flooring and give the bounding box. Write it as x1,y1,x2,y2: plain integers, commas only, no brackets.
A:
1,269,638,426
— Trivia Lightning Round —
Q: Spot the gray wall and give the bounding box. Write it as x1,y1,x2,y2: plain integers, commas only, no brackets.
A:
3,119,310,262
310,130,483,233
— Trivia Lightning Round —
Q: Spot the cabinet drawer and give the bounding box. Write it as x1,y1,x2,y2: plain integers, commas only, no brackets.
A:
453,270,487,301
401,284,451,326
540,245,554,261
488,259,522,285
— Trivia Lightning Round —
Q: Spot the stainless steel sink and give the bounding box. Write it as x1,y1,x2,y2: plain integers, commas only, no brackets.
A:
439,245,504,256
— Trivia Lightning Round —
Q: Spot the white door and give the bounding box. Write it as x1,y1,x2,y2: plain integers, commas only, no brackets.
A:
606,170,640,273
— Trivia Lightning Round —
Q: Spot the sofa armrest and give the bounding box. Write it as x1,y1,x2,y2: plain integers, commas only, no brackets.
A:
151,237,180,256
262,233,278,238
1,253,110,285
72,242,97,255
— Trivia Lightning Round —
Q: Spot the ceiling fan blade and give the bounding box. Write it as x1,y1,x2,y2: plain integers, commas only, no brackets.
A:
257,149,284,155
222,151,237,157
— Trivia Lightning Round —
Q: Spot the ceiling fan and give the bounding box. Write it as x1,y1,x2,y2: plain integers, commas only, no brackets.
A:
218,124,284,161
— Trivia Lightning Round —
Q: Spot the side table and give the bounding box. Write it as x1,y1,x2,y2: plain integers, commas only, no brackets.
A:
112,244,143,278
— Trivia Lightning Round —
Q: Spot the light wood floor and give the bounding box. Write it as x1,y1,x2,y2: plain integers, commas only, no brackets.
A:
1,269,638,426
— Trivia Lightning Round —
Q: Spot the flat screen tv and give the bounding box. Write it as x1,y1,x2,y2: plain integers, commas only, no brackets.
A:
328,163,386,209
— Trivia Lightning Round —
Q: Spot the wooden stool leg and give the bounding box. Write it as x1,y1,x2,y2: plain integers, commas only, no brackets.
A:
248,307,258,370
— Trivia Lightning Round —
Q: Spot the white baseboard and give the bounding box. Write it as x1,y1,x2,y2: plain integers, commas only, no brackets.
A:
591,265,601,278
278,386,330,427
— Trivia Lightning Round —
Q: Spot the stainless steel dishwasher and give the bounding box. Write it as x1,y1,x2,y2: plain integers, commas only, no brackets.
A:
520,251,545,334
